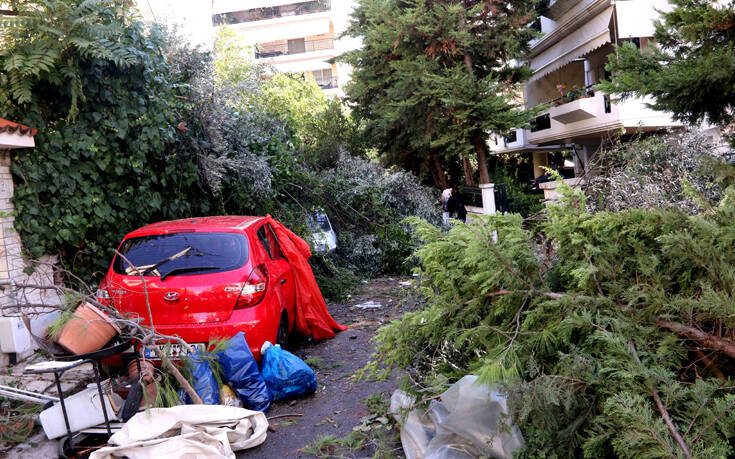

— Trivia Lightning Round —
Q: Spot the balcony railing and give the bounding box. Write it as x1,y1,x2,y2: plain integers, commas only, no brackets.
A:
213,1,331,26
316,77,338,89
255,38,335,58
539,84,597,108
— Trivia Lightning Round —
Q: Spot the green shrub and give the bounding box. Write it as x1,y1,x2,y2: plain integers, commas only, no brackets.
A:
367,174,735,457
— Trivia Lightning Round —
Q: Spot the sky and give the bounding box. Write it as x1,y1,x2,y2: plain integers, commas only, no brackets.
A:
135,0,215,49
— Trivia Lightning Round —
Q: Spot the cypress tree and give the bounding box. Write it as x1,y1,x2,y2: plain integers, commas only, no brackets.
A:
599,0,735,129
340,0,540,185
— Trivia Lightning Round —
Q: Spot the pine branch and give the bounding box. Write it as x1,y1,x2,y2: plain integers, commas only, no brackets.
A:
630,342,692,459
469,288,735,360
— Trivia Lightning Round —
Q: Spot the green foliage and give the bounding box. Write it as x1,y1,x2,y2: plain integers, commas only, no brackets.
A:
2,1,216,278
368,173,735,457
261,73,366,168
599,0,735,127
340,0,541,185
585,130,729,213
489,166,543,216
0,1,438,291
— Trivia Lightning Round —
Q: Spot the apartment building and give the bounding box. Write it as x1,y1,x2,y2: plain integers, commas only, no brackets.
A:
490,0,684,181
212,0,359,96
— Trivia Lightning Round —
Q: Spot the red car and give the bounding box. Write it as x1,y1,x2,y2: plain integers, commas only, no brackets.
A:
98,216,297,360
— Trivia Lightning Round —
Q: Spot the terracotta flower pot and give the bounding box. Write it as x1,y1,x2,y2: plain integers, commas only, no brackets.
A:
127,359,155,383
56,303,120,355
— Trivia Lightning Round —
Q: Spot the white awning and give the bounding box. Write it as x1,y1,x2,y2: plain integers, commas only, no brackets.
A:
615,0,671,39
528,7,613,84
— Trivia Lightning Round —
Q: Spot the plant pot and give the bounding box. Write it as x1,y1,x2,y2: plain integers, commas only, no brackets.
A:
127,359,155,383
56,303,120,355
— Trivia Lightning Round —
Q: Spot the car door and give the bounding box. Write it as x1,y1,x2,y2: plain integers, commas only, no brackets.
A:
256,223,295,314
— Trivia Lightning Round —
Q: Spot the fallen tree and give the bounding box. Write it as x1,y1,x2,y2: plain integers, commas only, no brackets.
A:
366,173,735,457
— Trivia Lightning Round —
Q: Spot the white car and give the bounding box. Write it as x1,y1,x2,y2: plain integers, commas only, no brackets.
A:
308,212,337,253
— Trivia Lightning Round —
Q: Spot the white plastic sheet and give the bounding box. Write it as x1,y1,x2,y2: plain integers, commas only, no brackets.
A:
391,375,523,459
89,405,268,459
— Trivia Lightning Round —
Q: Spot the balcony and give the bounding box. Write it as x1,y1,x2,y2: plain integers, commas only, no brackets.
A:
213,0,331,26
549,85,600,124
255,38,334,59
316,77,338,90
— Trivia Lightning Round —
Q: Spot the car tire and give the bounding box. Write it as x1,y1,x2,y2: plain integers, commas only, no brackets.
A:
276,311,289,349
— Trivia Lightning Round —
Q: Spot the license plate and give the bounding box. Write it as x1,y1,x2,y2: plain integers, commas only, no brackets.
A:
144,343,206,360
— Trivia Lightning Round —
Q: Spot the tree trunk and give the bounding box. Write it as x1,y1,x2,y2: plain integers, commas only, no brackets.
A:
473,134,491,184
428,156,442,188
462,156,475,186
430,152,449,189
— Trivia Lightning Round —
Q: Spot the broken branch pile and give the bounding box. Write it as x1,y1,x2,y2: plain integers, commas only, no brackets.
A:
368,179,735,457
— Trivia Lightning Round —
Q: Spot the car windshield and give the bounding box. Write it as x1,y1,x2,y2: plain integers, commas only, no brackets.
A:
113,232,249,277
308,213,332,232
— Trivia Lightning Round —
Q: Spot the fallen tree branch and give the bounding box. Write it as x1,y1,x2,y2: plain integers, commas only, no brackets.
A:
467,288,735,360
630,342,692,459
148,345,203,405
655,320,735,361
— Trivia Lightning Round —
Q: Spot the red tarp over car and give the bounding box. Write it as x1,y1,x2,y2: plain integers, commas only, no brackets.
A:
267,216,347,340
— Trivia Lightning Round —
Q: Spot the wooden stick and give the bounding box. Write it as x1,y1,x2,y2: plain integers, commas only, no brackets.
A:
149,345,203,405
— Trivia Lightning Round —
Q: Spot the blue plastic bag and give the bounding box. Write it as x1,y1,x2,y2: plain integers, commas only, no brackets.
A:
216,332,273,412
261,342,317,400
184,350,220,405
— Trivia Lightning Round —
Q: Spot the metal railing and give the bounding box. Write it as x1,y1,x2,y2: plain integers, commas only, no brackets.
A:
462,184,508,214
213,0,331,26
462,187,484,208
255,38,335,58
316,77,338,89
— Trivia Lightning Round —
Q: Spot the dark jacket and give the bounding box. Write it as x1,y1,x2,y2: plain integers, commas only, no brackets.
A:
447,194,467,221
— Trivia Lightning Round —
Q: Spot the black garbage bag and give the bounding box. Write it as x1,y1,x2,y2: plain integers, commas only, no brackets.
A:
216,332,273,412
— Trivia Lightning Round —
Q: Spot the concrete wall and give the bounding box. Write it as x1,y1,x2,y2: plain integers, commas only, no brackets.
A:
0,150,60,366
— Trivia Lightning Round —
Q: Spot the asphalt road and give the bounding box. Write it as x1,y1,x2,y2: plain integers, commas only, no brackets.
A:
238,277,416,458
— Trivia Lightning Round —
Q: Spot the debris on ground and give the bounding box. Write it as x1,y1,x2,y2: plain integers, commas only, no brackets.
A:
354,301,382,309
390,375,523,459
89,405,268,459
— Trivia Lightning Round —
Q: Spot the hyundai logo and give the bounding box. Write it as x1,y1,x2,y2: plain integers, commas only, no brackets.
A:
163,291,180,302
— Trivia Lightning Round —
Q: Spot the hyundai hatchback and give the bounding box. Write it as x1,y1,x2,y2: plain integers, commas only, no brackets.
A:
98,216,297,360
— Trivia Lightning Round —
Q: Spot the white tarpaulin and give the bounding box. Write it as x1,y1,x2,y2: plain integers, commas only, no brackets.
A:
528,7,613,84
89,405,268,459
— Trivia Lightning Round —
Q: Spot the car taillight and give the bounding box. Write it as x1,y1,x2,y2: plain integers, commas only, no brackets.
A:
235,264,268,309
96,286,113,307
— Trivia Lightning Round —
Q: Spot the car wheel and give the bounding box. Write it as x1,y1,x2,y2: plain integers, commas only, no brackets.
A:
276,311,289,349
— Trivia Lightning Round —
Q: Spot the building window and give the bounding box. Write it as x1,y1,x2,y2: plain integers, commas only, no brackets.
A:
313,68,336,89
505,130,518,144
288,38,306,54
213,1,331,26
531,114,551,132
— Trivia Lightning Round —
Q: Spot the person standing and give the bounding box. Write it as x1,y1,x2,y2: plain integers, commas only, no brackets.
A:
447,188,467,223
441,188,452,225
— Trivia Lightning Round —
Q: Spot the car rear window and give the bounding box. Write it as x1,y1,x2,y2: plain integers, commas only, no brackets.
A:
113,232,249,277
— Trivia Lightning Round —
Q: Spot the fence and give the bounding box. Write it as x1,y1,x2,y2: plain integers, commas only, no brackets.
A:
462,183,499,216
